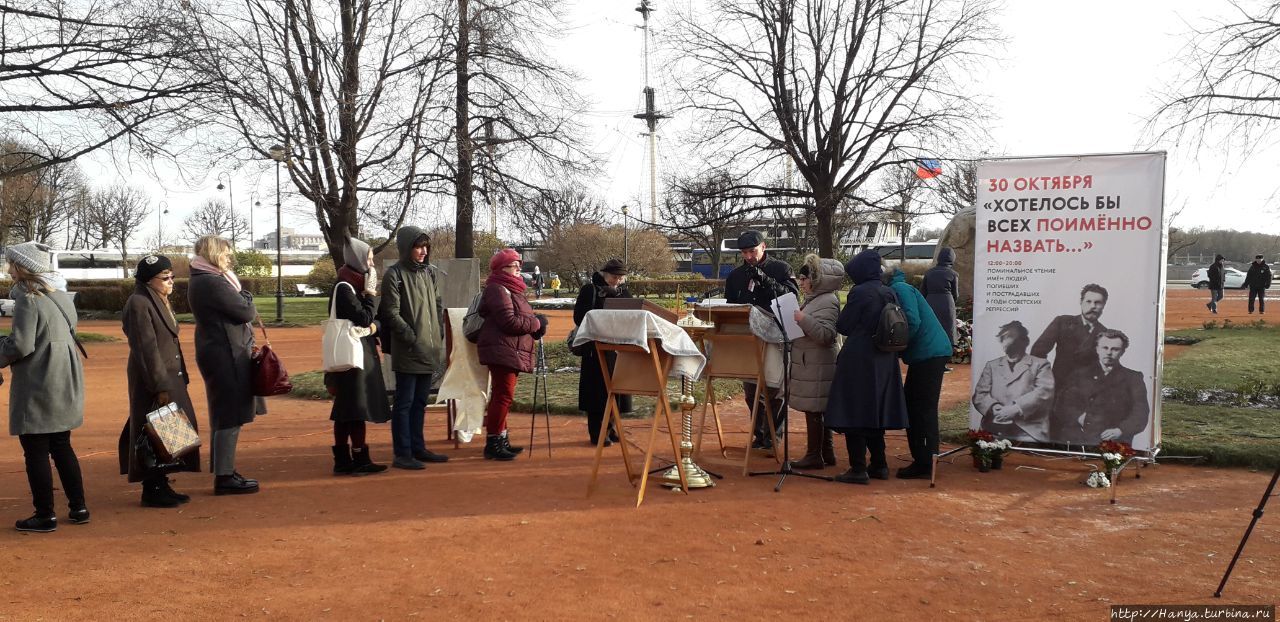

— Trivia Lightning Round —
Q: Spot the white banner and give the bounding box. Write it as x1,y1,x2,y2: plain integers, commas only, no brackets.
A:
969,152,1166,452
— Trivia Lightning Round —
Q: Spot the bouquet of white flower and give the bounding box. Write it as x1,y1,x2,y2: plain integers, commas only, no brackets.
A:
1086,471,1111,488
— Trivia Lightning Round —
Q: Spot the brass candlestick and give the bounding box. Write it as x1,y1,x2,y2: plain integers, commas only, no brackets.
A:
663,317,716,490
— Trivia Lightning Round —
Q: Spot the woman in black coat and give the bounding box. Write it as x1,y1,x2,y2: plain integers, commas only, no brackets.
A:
824,250,909,485
324,238,391,475
574,259,632,446
189,235,260,495
119,255,200,507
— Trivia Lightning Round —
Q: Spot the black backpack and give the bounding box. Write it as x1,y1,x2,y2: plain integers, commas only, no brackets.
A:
874,296,910,352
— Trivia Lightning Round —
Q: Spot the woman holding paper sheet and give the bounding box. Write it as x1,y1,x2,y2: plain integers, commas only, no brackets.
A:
120,254,201,508
786,254,843,470
323,238,391,476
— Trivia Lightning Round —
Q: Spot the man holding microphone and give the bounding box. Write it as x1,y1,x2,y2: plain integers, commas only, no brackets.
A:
724,230,799,450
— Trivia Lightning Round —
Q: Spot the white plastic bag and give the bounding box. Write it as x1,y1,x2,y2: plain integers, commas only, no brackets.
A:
322,282,365,372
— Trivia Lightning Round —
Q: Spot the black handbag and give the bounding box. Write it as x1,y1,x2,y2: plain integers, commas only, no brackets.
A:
134,433,184,474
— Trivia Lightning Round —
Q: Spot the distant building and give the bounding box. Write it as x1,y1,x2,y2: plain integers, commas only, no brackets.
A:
256,228,326,251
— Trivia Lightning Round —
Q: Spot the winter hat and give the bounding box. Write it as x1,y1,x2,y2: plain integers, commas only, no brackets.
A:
489,248,522,273
134,254,173,283
343,237,372,273
4,241,53,274
736,230,764,249
601,258,628,275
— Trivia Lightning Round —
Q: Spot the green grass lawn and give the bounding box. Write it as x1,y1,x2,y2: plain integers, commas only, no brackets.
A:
175,296,331,326
1163,326,1280,392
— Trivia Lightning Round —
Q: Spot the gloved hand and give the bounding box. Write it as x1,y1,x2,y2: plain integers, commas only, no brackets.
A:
365,266,379,296
533,313,549,339
156,391,171,406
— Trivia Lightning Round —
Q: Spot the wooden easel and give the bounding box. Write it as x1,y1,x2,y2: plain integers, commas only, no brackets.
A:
693,305,780,476
586,338,689,507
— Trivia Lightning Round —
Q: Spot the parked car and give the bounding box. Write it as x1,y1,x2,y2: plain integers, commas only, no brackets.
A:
1191,266,1247,289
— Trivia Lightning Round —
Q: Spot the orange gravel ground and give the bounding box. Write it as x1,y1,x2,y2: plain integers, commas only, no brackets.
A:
0,287,1274,620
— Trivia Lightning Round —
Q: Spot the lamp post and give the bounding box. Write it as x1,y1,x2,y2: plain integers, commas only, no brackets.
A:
269,144,287,322
250,196,258,249
216,172,235,248
621,204,629,266
156,200,169,250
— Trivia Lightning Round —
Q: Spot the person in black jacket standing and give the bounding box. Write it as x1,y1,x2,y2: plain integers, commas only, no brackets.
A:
1244,254,1272,314
724,230,798,450
573,258,632,446
1207,254,1226,314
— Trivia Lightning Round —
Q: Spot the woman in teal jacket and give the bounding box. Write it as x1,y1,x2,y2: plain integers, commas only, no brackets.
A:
887,268,953,479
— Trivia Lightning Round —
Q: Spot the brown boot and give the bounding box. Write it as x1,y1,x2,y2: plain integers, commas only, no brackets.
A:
789,412,827,470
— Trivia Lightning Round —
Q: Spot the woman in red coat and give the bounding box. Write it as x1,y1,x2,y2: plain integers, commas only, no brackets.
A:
476,249,547,460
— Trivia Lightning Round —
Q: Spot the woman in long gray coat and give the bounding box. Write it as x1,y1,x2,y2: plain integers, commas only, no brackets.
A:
823,250,909,485
189,235,260,495
786,254,842,470
922,247,959,345
119,255,201,507
1,242,87,533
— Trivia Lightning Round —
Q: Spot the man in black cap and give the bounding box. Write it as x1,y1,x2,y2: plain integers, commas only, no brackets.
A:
724,230,798,450
1244,254,1272,314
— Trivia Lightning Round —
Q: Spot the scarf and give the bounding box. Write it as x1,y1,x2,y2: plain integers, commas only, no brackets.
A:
486,269,527,295
191,256,242,292
337,265,366,293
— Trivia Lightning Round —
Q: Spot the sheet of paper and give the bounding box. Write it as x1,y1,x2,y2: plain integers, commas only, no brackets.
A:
770,293,806,341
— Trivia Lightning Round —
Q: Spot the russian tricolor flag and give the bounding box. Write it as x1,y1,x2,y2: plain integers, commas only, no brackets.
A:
916,158,943,179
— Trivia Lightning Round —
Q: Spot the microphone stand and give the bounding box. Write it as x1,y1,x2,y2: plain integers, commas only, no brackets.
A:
747,272,834,491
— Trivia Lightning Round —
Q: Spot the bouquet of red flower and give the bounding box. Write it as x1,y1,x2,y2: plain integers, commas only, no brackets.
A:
966,429,1011,471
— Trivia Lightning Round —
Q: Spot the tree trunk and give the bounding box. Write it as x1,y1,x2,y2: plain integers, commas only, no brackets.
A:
814,192,836,258
454,0,475,258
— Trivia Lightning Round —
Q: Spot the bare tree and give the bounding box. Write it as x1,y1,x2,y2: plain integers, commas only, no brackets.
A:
183,199,250,246
658,170,751,278
1150,2,1280,157
451,0,595,258
931,158,979,215
0,2,211,178
877,166,932,261
540,222,674,287
670,0,998,256
1,141,86,246
87,184,151,275
507,186,606,244
188,0,454,265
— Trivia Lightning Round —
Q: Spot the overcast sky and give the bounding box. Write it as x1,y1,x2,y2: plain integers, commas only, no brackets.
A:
79,0,1280,244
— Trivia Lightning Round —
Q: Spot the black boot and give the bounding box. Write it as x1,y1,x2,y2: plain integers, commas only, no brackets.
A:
821,428,836,466
500,430,523,455
332,444,355,475
789,412,826,470
835,432,869,484
413,447,450,463
142,479,181,508
350,445,388,475
159,478,190,504
867,431,889,480
484,435,517,461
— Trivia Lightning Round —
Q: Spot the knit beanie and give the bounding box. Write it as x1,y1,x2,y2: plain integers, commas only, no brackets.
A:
4,241,53,274
134,254,174,282
343,237,372,273
489,248,522,273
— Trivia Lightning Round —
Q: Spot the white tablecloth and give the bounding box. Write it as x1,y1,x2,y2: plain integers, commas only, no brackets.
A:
572,309,706,380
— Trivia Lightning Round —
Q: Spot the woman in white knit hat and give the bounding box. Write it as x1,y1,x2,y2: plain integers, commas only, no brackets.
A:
0,242,88,533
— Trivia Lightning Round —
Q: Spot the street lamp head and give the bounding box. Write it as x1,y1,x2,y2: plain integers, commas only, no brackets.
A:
269,144,287,162
216,182,225,191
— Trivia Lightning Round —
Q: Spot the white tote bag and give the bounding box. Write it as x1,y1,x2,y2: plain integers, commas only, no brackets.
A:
322,282,365,372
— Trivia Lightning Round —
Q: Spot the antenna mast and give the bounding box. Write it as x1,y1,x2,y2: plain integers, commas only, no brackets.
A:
633,0,668,222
